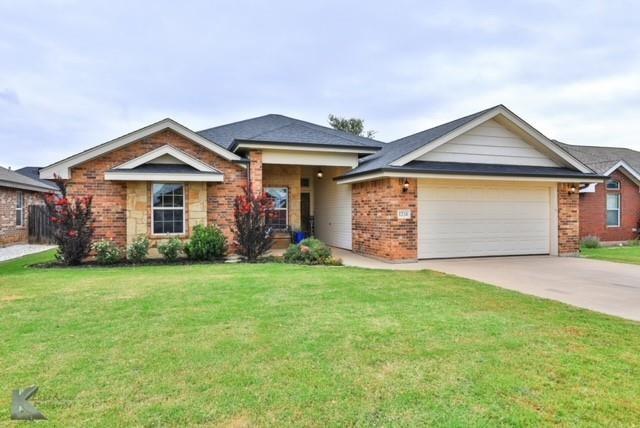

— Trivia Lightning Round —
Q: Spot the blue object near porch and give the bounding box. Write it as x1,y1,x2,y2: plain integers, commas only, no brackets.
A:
294,231,308,244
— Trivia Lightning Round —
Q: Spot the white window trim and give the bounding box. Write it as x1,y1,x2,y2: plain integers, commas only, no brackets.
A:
606,193,621,228
265,187,289,229
16,191,25,227
606,179,621,190
152,183,186,236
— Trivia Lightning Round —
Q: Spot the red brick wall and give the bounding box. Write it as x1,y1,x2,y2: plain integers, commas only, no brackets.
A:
579,170,640,242
352,178,417,261
0,187,43,246
67,129,247,248
558,183,580,254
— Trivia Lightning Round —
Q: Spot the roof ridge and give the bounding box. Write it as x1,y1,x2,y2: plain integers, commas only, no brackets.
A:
557,141,640,153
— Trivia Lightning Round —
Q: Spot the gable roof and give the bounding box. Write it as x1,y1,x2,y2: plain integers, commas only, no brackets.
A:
197,114,384,152
1,166,58,192
340,105,595,180
40,118,243,179
15,166,60,190
555,142,640,177
112,145,222,173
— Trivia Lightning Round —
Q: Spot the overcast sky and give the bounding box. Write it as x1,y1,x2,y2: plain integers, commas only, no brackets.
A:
1,0,639,168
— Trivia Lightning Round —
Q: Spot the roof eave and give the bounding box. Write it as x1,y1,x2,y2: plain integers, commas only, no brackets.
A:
231,139,380,154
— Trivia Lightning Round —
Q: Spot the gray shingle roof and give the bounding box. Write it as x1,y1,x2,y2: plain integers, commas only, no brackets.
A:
15,166,60,190
555,142,640,175
1,166,58,192
197,114,384,151
342,106,498,177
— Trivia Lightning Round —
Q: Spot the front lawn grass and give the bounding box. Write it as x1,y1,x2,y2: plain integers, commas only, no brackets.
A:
581,245,640,265
1,251,639,426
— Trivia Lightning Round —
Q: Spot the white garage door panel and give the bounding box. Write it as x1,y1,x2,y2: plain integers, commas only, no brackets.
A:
314,167,352,250
418,180,552,259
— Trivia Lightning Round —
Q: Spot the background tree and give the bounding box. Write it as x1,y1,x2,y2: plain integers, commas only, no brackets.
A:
233,184,274,262
328,114,376,138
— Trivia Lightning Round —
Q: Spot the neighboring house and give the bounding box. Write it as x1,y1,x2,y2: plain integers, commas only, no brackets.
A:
556,143,640,242
0,166,58,246
40,105,602,261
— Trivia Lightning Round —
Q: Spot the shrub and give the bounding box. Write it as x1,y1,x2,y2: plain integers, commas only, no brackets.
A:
93,239,123,265
283,238,340,265
158,238,183,262
628,239,640,247
184,224,227,261
127,234,150,263
233,184,274,262
581,235,600,249
43,176,94,265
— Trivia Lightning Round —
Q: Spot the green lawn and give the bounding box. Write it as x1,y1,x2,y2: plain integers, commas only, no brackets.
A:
581,245,640,265
1,251,640,426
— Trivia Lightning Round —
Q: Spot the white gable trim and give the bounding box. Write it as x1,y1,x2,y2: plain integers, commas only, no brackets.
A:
390,106,592,173
605,160,640,184
104,171,224,182
113,145,222,173
40,118,242,179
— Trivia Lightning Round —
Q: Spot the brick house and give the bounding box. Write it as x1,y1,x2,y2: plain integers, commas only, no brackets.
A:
0,166,58,246
557,143,640,243
40,105,603,262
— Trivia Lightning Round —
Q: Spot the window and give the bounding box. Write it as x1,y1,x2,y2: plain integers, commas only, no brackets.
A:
152,183,185,234
265,187,288,229
15,191,24,226
606,180,621,190
300,177,310,188
606,193,620,227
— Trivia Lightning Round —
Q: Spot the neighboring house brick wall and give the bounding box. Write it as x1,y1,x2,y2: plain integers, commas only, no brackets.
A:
579,170,640,241
0,187,42,246
352,178,417,261
67,129,247,249
558,183,580,254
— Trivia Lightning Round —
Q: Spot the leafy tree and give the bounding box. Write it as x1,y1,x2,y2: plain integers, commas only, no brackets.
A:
43,176,94,265
233,184,274,262
328,114,376,138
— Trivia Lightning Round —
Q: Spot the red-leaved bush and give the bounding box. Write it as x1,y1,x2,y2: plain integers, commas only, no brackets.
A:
233,184,274,262
44,176,94,265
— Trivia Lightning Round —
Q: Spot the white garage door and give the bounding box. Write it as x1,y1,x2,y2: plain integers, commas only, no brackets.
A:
314,167,352,250
418,179,554,259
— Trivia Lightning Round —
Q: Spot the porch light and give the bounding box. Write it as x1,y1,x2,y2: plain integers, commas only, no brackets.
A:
316,170,324,179
568,185,577,195
402,178,410,192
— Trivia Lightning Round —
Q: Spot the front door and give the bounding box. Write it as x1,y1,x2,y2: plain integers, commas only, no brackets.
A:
300,192,311,233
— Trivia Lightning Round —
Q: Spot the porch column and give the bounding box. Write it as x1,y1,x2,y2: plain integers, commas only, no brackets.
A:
558,182,580,255
249,150,263,194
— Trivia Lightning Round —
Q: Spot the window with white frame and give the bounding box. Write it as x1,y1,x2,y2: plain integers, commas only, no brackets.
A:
265,187,288,229
606,193,620,227
606,180,621,190
152,183,185,234
16,191,24,226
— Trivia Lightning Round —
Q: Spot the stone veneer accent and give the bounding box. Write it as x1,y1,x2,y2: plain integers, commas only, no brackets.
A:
0,187,43,246
558,182,580,254
263,164,302,230
352,178,417,262
67,129,247,249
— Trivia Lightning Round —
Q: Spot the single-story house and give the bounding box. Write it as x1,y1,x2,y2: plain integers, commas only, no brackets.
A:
0,166,58,247
39,105,604,261
556,143,640,243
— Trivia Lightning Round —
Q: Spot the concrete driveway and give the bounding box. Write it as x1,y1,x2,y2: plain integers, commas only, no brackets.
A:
332,248,640,322
421,256,640,322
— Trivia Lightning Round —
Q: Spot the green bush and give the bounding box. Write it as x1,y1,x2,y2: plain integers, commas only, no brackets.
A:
581,235,600,249
93,239,123,265
283,238,340,265
184,224,228,261
127,234,150,263
158,238,183,262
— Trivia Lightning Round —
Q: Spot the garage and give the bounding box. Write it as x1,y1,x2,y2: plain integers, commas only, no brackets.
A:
417,179,557,259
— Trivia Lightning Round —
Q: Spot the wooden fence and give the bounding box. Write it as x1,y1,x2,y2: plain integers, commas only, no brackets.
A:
28,205,55,244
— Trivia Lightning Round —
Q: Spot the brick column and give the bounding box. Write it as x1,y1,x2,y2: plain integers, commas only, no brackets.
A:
558,182,580,255
249,150,263,194
352,177,417,262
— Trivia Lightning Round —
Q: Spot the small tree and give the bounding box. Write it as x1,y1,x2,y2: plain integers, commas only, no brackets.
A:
43,177,94,265
328,114,376,138
233,184,274,262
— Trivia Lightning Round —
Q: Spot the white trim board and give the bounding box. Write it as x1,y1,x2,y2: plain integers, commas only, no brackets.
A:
113,145,222,173
104,171,223,182
234,142,377,154
390,106,593,173
335,171,603,185
40,118,242,179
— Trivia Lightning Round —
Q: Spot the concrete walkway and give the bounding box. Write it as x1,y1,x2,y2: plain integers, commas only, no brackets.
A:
0,244,55,262
333,248,640,322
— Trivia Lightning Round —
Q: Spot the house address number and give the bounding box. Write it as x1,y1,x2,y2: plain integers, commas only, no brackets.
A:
397,209,411,219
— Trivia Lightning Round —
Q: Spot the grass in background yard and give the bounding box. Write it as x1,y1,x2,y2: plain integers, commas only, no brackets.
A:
1,250,640,426
581,245,640,265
